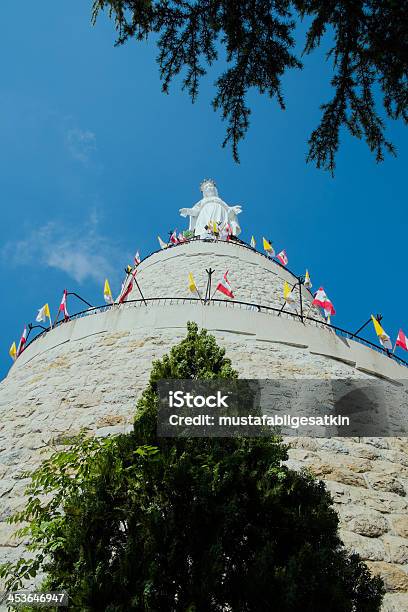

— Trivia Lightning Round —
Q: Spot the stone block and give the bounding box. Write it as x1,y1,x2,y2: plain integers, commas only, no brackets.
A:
340,529,386,561
366,562,408,592
338,507,389,537
367,473,406,497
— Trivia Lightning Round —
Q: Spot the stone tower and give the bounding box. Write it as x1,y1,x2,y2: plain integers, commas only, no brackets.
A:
0,181,407,611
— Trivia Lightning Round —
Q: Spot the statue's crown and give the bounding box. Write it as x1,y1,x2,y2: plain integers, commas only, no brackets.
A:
200,178,218,198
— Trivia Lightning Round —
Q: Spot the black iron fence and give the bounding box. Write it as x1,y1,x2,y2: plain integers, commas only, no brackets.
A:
21,296,408,368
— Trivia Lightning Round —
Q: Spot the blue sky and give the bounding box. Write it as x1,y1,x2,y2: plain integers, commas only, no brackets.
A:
1,1,407,378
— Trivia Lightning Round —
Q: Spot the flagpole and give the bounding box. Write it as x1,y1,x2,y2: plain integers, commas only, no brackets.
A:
133,275,148,306
298,276,304,323
25,325,33,345
352,314,382,338
278,282,298,317
53,309,62,327
195,288,203,305
67,292,94,309
205,268,215,303
208,269,215,302
204,271,210,304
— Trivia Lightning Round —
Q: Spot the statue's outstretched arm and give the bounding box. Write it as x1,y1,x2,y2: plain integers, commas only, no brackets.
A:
179,201,202,218
179,207,194,217
230,205,242,215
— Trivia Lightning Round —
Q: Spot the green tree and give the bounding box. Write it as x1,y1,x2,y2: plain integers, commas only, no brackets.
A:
92,1,408,173
1,323,384,610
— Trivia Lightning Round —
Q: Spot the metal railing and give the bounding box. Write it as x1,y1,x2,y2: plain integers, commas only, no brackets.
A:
21,296,408,368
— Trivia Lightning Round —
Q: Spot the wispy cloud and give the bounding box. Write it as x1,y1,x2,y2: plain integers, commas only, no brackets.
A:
2,213,126,284
65,127,97,164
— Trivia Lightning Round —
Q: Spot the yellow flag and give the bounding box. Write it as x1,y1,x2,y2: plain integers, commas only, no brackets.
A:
263,237,272,251
371,315,385,338
371,315,392,349
188,272,197,293
283,281,294,302
304,269,312,289
36,303,51,324
9,342,17,361
104,279,113,304
212,221,218,233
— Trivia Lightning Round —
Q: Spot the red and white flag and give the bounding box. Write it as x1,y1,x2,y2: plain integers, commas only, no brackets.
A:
277,250,288,266
216,271,235,299
312,287,336,317
17,326,27,356
118,280,133,304
395,329,408,352
178,232,187,243
118,269,137,304
220,222,232,241
170,231,179,244
59,290,69,321
134,251,141,265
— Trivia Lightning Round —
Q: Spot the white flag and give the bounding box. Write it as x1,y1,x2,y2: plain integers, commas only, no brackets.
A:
36,303,51,323
304,270,312,289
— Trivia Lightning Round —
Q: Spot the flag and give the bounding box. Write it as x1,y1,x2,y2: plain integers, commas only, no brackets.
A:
59,290,69,321
396,329,408,352
283,281,294,303
212,220,218,234
304,269,312,289
277,250,288,266
371,315,392,349
158,236,168,249
36,303,51,325
134,251,141,265
178,232,187,243
250,236,256,249
17,326,27,356
216,271,235,299
312,287,336,318
118,280,133,304
170,230,179,244
104,279,113,304
221,222,232,240
263,237,274,256
188,272,197,293
219,224,227,240
118,267,137,304
9,342,17,361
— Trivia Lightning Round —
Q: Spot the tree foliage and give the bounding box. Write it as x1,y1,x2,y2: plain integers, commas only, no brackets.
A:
91,0,408,173
1,323,384,610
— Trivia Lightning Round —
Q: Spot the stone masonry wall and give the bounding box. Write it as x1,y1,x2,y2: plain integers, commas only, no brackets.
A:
129,239,322,318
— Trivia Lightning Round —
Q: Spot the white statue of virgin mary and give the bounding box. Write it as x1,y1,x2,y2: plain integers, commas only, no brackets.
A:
179,179,242,238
